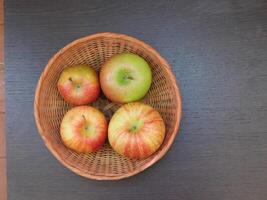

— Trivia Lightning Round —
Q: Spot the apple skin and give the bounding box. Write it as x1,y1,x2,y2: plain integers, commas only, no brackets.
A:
60,106,107,153
58,65,100,105
100,53,152,103
108,102,165,159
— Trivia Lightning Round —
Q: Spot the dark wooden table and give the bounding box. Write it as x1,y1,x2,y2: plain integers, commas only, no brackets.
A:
5,0,267,199
0,0,6,199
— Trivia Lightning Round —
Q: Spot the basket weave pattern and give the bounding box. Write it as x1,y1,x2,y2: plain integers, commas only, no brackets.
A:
34,33,182,180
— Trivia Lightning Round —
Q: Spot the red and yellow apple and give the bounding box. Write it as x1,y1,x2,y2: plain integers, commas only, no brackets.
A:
58,65,100,105
108,102,165,159
100,53,152,103
60,106,107,153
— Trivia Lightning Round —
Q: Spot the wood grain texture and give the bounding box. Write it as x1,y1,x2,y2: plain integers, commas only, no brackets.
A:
5,0,267,200
0,158,7,200
0,0,3,25
0,64,5,158
0,64,4,113
0,0,6,199
0,0,5,157
0,112,5,157
0,26,3,63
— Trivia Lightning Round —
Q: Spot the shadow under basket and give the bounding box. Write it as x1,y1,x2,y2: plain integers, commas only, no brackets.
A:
34,32,182,180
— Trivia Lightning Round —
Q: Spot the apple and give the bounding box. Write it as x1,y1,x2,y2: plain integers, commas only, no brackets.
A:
108,102,165,159
60,106,107,153
58,64,100,105
100,53,152,103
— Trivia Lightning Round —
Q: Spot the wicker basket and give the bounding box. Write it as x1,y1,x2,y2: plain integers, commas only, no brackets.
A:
34,33,182,180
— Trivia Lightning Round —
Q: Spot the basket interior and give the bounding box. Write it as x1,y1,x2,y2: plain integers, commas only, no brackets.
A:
37,36,179,179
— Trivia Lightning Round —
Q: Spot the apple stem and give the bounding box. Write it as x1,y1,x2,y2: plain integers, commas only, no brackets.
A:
82,114,86,122
129,125,137,132
68,77,72,82
124,75,134,80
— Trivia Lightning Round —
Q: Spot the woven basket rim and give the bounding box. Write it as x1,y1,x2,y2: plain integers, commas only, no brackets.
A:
34,32,182,180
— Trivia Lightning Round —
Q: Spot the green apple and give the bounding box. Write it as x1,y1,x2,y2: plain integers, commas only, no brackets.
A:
58,65,100,105
100,53,152,103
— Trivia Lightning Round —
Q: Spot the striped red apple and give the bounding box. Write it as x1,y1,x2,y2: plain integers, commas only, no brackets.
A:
108,102,165,159
58,65,100,105
60,106,107,153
